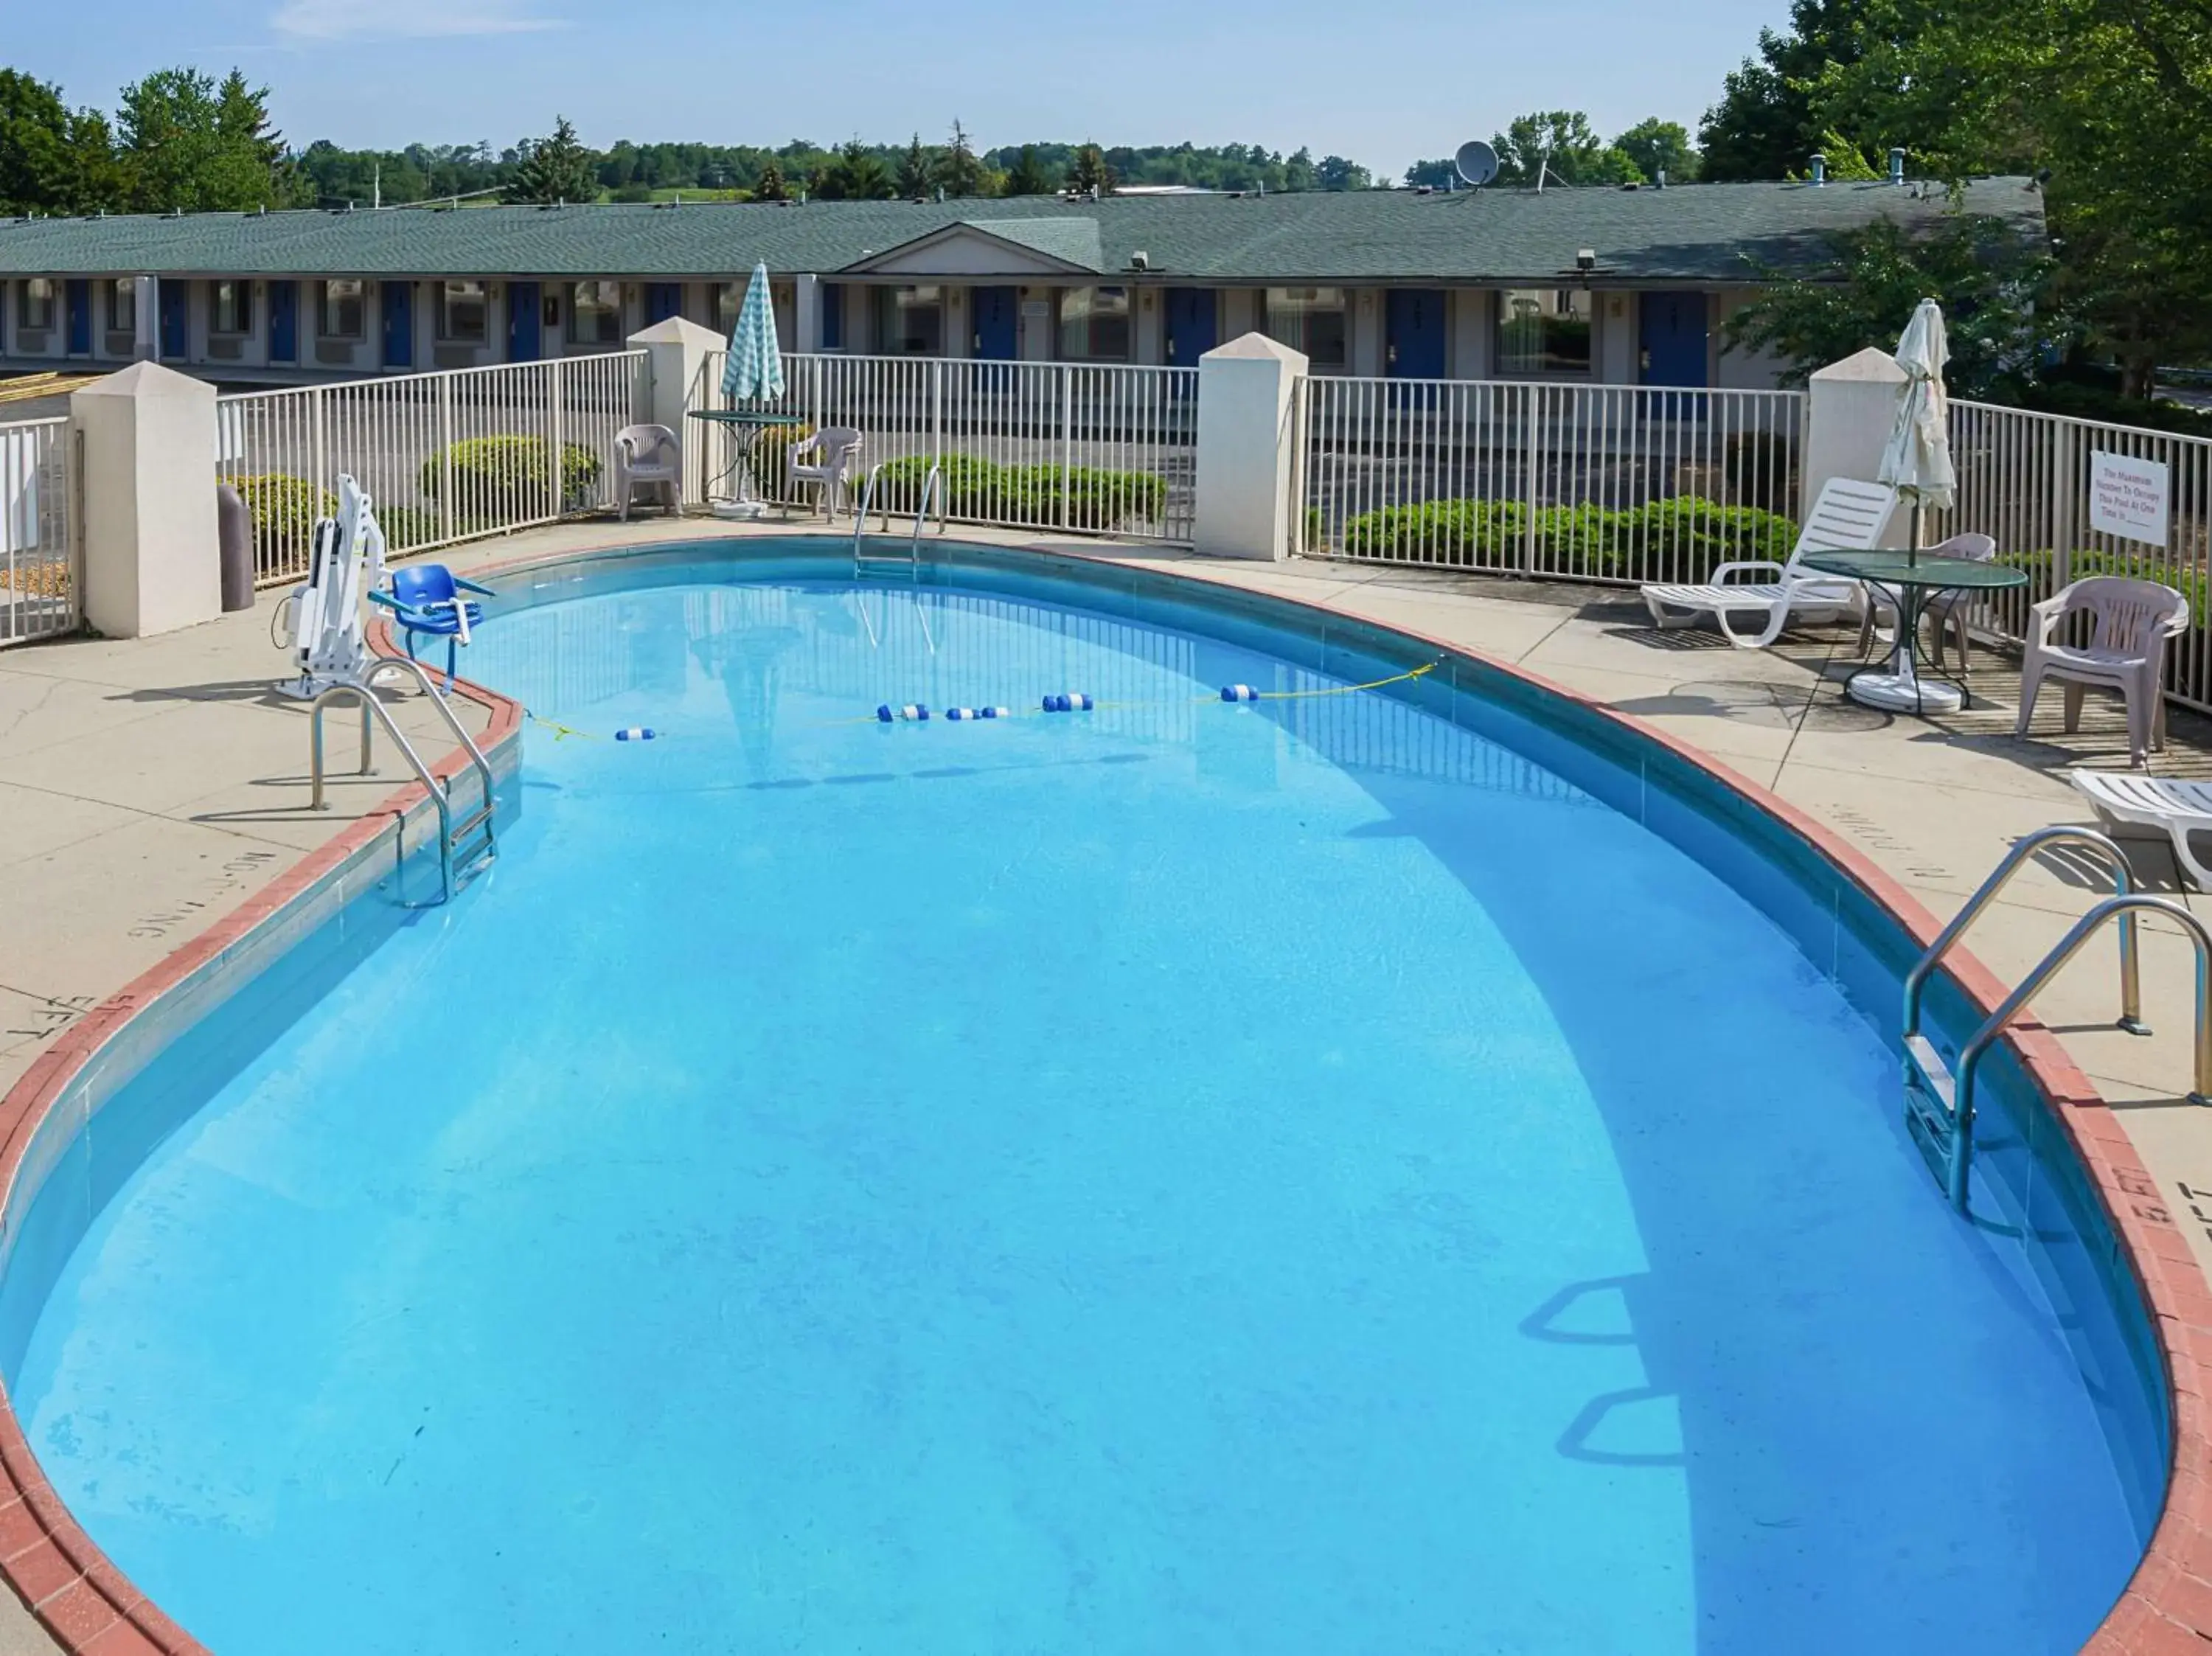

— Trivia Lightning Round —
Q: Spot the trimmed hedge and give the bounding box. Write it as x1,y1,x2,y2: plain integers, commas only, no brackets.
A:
871,452,1166,531
232,473,335,559
2003,547,2210,626
1333,495,1797,580
419,436,603,521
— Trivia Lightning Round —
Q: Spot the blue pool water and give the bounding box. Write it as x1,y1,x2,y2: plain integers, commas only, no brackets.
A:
7,557,2146,1653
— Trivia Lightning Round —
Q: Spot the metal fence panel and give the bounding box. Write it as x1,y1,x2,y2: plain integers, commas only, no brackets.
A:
1934,397,2212,709
691,351,1197,543
218,352,646,588
1300,375,1808,587
1,417,75,646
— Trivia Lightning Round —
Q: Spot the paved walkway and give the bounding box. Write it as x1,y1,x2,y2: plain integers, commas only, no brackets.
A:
2,515,2210,1650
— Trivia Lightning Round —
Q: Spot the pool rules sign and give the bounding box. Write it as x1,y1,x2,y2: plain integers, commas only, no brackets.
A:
2089,450,2172,546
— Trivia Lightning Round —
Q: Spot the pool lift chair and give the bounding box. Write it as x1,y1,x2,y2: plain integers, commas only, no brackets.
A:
369,563,496,692
280,474,501,904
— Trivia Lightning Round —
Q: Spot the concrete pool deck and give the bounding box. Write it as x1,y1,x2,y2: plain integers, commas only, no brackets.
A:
3,514,2211,1653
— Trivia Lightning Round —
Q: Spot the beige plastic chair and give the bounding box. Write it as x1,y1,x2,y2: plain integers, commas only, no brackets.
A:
785,427,864,520
613,424,681,521
1856,532,1998,675
2016,575,2190,765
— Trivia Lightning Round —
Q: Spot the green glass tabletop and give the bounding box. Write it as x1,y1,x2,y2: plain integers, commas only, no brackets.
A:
1800,549,2028,589
686,409,807,426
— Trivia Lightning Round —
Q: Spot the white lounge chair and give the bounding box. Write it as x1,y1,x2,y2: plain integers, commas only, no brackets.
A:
1640,478,1899,648
2070,770,2212,890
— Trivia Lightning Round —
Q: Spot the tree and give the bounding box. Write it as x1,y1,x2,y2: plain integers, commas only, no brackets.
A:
1613,118,1700,182
1697,0,1899,181
116,66,298,212
896,132,932,198
754,156,787,201
1283,147,1316,190
937,119,988,198
0,70,122,214
813,137,891,200
1065,142,1115,195
506,116,597,204
1490,111,1641,186
1004,145,1054,196
1314,154,1373,191
1402,157,1460,188
1723,215,2054,398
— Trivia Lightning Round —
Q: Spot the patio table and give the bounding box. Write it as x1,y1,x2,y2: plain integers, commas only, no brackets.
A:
686,408,807,518
1801,549,2027,717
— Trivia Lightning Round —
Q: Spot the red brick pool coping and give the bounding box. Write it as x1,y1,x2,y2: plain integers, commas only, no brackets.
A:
0,541,2203,1655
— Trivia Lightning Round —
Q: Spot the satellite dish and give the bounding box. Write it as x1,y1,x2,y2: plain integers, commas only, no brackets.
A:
1454,140,1500,188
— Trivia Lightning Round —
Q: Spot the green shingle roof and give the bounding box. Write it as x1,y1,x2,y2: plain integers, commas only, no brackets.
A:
0,179,2043,285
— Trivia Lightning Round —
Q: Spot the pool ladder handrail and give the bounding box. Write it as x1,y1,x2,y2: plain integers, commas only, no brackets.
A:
1901,827,2212,1212
851,459,942,575
307,655,498,905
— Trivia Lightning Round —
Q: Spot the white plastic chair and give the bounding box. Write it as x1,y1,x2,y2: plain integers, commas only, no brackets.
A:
2071,770,2212,889
1856,532,1998,675
613,424,681,521
2016,576,2188,765
1640,478,1899,649
785,426,864,520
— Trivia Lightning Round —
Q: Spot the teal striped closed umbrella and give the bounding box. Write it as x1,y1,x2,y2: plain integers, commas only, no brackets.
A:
720,262,785,404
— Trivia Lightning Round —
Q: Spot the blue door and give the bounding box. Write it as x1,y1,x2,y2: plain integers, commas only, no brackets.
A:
509,282,541,361
268,280,297,363
1385,289,1445,379
65,280,91,355
1164,288,1217,366
645,282,683,325
971,286,1016,360
381,282,413,369
158,279,189,359
1638,291,1709,387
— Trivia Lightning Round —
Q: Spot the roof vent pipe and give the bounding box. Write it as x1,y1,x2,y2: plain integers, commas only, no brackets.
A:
1889,147,1906,184
1655,167,1666,189
1809,153,1826,186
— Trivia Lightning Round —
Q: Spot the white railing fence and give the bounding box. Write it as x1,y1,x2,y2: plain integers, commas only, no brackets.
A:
1,417,75,646
218,351,646,588
690,351,1197,543
1298,377,1809,588
1933,398,2212,709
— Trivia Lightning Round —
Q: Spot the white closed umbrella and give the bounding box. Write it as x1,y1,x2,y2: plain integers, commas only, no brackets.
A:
1877,296,1955,556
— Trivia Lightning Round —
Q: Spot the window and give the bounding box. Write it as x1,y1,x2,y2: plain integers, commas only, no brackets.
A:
1498,288,1593,376
439,280,489,343
321,279,365,338
211,279,252,336
1262,288,1346,366
714,281,745,336
108,279,136,335
874,285,943,355
18,279,55,331
1057,285,1130,360
820,282,844,350
570,281,624,344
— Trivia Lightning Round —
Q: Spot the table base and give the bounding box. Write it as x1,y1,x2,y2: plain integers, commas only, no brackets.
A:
710,498,771,521
1843,670,1964,714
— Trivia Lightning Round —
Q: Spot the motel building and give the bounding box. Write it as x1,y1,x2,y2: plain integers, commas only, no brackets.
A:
0,178,2041,389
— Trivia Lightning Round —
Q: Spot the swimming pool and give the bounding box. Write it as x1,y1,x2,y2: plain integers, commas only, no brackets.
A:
0,540,2168,1654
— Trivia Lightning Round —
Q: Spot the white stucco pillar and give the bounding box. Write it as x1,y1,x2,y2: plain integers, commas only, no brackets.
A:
1194,332,1307,562
72,363,221,638
1804,346,1908,542
627,315,726,506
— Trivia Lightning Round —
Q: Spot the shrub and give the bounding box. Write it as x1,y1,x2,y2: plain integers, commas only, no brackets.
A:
232,473,335,559
864,452,1166,530
2002,547,2210,626
419,436,603,522
753,422,815,491
1335,495,1797,582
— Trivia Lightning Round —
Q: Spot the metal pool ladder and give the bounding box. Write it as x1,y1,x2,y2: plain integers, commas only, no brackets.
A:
1902,825,2212,1212
307,655,499,906
851,460,943,577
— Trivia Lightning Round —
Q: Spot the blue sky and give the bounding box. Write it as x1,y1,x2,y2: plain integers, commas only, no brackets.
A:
10,0,1785,178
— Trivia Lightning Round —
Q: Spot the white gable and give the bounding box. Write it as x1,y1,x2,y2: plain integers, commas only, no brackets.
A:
845,226,1092,278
